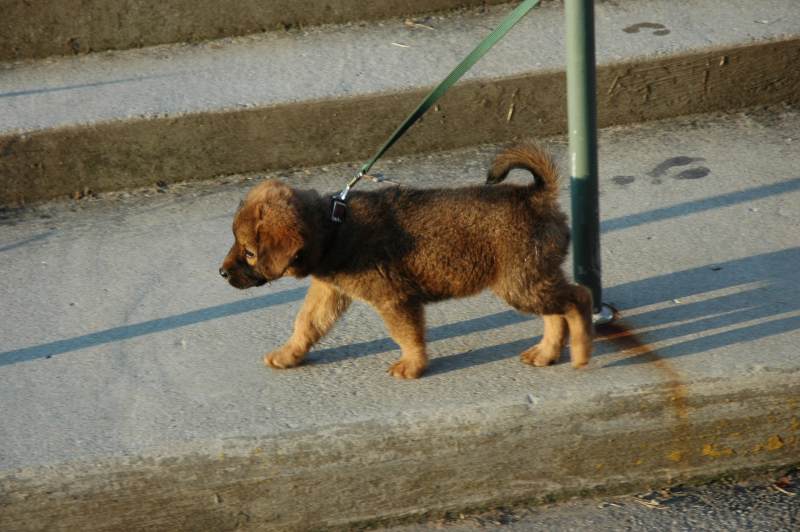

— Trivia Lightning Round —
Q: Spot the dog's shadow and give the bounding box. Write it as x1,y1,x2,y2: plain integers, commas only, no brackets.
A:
309,310,536,375
309,247,800,375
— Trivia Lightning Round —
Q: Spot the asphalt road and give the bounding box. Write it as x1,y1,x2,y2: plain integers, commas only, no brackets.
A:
385,468,799,531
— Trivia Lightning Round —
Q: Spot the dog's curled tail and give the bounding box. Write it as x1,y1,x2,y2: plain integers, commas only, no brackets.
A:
486,145,560,205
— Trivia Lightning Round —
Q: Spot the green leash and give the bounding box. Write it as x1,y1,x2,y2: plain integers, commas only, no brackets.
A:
330,0,542,222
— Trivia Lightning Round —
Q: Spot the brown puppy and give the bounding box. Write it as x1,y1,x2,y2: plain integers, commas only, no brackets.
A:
220,145,593,378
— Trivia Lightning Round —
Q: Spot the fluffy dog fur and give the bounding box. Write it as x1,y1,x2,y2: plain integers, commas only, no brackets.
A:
220,145,593,379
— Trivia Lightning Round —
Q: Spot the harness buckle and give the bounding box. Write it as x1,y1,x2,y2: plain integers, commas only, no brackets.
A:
330,196,347,224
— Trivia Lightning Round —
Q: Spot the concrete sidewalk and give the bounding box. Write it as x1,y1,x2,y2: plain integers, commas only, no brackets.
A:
1,105,799,530
0,0,508,62
2,0,799,204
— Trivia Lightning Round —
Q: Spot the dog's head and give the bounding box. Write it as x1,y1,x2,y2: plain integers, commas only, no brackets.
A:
219,180,317,289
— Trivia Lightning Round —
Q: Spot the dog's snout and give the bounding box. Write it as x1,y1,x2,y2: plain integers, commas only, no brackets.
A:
219,267,229,279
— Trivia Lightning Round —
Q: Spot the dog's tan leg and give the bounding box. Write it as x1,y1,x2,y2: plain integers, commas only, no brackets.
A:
520,314,566,367
564,284,593,368
499,277,593,369
265,279,351,369
378,302,427,379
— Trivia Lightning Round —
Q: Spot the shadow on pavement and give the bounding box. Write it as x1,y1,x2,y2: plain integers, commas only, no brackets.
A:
601,178,800,233
0,231,54,253
0,74,180,100
0,287,306,367
601,247,800,367
314,248,800,375
3,176,798,373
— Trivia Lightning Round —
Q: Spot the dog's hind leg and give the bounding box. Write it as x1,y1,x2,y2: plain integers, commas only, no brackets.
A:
562,284,593,368
377,301,428,379
264,278,351,369
498,280,593,368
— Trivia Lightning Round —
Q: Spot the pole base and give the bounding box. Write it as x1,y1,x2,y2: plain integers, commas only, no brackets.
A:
592,303,615,325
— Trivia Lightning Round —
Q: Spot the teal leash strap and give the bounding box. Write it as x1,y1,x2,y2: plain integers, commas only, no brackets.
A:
335,0,542,208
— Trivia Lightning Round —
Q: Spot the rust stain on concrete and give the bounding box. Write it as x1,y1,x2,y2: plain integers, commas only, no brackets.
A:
766,435,785,451
666,450,685,462
597,320,689,421
597,317,692,463
751,434,786,454
701,443,735,458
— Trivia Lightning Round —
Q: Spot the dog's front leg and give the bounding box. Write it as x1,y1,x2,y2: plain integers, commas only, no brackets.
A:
378,302,427,379
264,279,351,369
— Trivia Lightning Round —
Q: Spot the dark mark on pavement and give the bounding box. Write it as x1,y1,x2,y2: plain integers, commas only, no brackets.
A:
612,175,636,186
676,167,711,180
648,156,707,178
623,22,671,36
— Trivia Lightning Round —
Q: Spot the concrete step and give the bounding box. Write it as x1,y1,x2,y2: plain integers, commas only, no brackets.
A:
0,0,510,62
1,0,799,206
1,104,799,531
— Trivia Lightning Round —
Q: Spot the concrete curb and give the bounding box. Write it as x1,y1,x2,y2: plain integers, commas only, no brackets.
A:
2,105,800,530
0,0,510,63
2,38,799,206
1,374,797,531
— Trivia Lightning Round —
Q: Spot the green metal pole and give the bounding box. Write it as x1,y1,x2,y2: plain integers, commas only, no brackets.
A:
565,0,611,321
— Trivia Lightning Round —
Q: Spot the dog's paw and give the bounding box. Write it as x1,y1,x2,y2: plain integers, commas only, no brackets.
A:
264,346,304,369
520,344,561,367
388,359,426,379
569,347,591,369
571,358,590,369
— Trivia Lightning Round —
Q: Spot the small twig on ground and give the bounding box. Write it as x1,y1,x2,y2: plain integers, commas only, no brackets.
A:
772,484,796,496
597,501,623,508
364,173,405,187
632,497,666,510
404,18,436,30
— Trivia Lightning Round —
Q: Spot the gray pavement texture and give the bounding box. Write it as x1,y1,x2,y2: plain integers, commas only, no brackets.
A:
3,0,799,205
1,105,800,529
386,467,800,531
0,0,510,62
2,0,797,135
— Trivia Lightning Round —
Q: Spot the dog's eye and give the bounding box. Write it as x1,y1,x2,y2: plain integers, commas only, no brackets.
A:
244,250,255,259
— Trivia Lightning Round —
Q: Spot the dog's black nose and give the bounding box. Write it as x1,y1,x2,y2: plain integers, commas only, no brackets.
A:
219,267,229,279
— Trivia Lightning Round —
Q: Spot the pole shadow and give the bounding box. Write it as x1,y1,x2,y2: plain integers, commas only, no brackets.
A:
599,247,800,367
314,247,800,375
601,177,800,233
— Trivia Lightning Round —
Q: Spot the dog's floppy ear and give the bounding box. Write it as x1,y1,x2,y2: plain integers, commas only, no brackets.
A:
254,202,304,279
